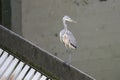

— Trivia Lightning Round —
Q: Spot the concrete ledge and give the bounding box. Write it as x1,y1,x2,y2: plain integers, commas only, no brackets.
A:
0,25,95,80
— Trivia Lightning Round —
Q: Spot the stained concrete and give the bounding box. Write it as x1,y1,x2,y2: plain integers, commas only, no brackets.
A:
12,0,120,80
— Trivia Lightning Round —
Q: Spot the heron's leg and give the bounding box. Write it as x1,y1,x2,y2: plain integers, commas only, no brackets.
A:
65,49,69,64
65,49,72,65
68,51,72,64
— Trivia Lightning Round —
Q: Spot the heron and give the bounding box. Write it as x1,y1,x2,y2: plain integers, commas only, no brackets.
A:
60,15,77,64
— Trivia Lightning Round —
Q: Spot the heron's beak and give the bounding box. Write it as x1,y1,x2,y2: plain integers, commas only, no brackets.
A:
69,19,77,23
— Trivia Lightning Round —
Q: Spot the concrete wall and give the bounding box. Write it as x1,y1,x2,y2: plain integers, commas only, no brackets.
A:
20,0,120,80
11,0,22,35
0,25,95,80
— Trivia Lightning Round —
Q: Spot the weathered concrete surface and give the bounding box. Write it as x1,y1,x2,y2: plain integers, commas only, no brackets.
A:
20,0,120,80
0,25,95,80
11,0,22,35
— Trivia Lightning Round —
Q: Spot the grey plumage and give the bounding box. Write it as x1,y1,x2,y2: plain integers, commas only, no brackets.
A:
60,29,77,49
60,15,77,49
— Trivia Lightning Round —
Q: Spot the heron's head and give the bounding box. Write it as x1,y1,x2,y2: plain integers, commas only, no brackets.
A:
63,15,77,23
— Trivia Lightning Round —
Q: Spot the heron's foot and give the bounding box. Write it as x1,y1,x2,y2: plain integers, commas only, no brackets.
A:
63,61,71,70
64,60,71,65
63,61,69,67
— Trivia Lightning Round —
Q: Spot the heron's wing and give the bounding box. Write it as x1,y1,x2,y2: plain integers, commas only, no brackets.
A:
59,29,77,49
67,30,77,48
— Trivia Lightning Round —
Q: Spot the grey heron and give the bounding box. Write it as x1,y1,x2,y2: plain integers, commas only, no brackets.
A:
60,15,77,64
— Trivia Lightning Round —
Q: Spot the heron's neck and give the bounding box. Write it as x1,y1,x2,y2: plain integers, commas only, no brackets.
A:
63,19,68,31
